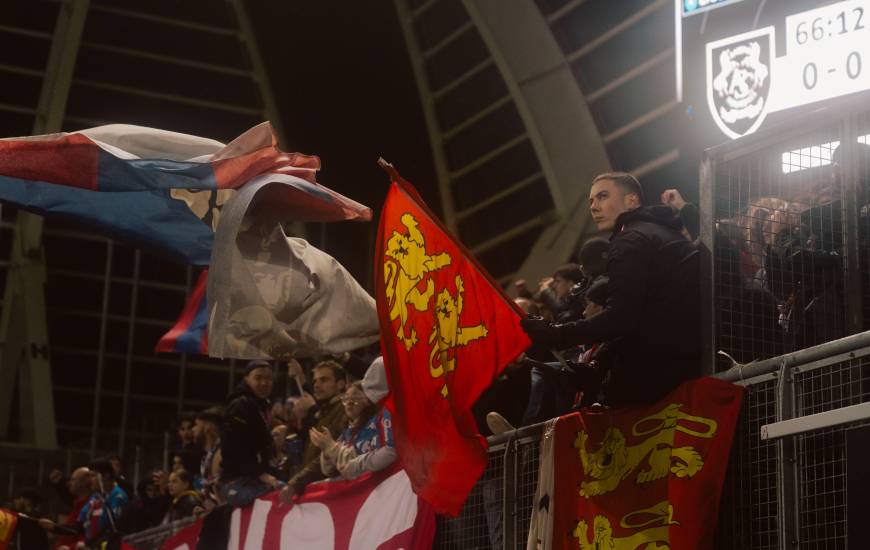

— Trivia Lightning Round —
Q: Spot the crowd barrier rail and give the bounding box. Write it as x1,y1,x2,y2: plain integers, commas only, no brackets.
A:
119,331,870,550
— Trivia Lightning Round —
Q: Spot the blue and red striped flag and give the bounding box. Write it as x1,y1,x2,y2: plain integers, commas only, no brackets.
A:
0,122,372,354
156,268,210,354
0,122,369,264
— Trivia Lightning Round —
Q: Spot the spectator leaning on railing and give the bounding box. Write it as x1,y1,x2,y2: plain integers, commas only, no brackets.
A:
47,466,91,550
220,360,280,508
521,172,701,407
39,458,128,548
280,360,349,501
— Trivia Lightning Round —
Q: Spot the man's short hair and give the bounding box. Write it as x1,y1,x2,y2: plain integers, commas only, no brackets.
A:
592,172,645,205
553,263,584,284
313,360,348,383
196,407,223,425
89,457,114,478
176,411,195,428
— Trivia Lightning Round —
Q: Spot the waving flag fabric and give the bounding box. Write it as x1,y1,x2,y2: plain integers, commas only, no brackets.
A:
207,197,380,359
0,122,330,265
0,122,371,354
155,170,373,355
374,162,530,515
526,377,743,550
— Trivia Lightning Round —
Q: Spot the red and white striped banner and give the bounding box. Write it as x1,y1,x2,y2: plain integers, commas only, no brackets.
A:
160,466,435,550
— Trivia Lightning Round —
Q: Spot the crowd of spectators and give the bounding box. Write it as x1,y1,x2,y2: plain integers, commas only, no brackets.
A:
3,171,710,548
3,350,394,549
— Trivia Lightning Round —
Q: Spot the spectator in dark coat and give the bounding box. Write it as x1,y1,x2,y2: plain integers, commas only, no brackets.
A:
220,360,279,508
522,172,701,407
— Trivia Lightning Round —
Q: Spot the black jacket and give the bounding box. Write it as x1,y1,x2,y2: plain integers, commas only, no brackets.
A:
220,382,273,480
551,206,701,405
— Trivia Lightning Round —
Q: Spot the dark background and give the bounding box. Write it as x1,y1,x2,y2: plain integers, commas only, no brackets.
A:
248,0,439,285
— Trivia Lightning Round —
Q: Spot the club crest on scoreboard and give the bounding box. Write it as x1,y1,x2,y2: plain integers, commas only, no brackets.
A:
706,27,776,140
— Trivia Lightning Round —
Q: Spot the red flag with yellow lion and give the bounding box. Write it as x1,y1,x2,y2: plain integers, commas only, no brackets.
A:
527,377,743,549
375,163,530,516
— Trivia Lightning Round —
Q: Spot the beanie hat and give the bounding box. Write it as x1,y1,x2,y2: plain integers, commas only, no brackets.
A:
361,357,389,403
244,360,272,376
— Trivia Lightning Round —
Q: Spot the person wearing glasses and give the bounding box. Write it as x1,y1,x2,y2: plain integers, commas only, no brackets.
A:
310,358,395,481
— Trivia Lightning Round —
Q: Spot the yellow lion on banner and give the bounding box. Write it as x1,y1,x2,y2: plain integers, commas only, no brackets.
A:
429,275,488,397
575,403,717,498
574,500,677,550
383,213,451,351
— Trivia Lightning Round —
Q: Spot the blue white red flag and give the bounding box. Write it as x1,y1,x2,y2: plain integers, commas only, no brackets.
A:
0,122,372,354
0,122,369,264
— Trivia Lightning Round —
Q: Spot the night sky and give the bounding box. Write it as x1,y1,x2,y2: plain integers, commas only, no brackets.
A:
248,0,439,285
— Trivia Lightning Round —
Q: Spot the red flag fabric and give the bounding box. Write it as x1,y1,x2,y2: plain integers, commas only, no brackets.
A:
374,167,531,516
159,466,434,550
0,509,16,550
527,377,743,549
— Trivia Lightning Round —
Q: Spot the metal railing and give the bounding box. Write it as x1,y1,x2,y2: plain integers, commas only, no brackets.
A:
117,333,870,549
123,515,198,549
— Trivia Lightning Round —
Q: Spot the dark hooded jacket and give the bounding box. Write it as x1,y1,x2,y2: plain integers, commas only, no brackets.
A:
220,382,273,480
549,206,701,405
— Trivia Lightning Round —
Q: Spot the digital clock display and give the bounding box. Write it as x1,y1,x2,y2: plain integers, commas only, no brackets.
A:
678,0,870,142
778,0,869,110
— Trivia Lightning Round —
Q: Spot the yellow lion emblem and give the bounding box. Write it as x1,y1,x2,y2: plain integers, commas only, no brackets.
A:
428,275,488,397
383,213,451,350
574,501,677,550
575,403,717,498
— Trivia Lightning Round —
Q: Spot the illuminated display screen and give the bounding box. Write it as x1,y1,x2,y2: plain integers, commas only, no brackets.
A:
677,0,870,145
682,0,748,17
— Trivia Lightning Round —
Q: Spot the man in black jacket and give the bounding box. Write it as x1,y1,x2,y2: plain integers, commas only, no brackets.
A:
522,172,700,407
221,360,279,507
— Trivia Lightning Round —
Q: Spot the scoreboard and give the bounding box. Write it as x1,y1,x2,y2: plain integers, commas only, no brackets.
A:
676,0,870,146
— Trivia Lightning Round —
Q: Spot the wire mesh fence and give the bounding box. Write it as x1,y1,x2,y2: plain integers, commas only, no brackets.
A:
711,124,848,365
705,102,870,370
715,377,780,550
120,336,870,549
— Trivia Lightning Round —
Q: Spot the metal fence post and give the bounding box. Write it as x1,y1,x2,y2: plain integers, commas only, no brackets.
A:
776,360,800,549
119,250,141,455
841,118,864,333
7,463,14,498
89,240,114,457
699,153,717,375
503,436,517,549
134,445,142,490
